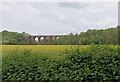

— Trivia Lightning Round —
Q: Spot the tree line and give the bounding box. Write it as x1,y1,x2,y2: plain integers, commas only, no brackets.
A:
57,26,119,45
1,30,36,45
0,26,119,45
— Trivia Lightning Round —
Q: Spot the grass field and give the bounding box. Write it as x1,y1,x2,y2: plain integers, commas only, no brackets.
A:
1,45,120,81
2,45,89,60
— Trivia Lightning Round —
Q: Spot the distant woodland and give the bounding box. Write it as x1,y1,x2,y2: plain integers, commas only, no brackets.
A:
0,26,120,45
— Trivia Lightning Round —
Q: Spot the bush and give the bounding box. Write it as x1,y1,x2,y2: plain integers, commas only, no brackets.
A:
61,46,120,81
2,46,120,81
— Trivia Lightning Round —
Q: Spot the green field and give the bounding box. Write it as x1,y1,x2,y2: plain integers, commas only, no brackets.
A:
2,45,89,60
2,45,120,81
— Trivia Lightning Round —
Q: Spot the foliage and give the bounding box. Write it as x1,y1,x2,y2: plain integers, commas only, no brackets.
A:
1,26,119,45
2,45,120,81
80,27,120,44
1,31,36,45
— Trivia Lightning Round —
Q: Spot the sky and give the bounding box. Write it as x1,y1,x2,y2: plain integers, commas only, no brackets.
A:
0,1,118,35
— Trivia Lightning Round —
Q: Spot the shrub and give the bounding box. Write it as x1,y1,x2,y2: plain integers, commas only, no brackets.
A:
2,45,120,81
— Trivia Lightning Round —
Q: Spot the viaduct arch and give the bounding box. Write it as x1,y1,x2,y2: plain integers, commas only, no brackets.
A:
30,35,64,45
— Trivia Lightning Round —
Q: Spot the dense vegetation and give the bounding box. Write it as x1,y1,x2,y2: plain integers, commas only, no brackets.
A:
1,26,119,45
58,26,119,45
1,30,36,45
1,27,120,81
2,45,120,81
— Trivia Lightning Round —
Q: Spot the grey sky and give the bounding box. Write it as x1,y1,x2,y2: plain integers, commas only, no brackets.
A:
1,0,119,2
0,2,118,35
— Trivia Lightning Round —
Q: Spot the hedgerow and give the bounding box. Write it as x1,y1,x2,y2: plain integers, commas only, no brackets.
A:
2,45,120,81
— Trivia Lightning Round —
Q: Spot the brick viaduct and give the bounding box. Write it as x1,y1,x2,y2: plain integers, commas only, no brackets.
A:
30,35,64,45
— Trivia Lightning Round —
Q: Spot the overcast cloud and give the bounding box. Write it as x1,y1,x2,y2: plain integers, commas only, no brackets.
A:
0,2,118,35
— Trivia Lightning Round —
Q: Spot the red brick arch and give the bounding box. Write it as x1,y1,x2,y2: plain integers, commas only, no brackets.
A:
30,35,64,45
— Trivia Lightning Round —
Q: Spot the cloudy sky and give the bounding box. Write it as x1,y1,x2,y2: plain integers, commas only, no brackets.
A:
0,2,118,35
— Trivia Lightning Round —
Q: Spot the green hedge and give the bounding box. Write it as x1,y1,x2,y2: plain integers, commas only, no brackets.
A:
2,46,120,81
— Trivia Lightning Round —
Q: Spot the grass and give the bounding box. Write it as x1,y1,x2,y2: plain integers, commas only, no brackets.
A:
2,45,89,60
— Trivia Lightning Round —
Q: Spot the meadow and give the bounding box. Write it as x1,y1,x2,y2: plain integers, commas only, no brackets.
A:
2,45,88,60
2,45,120,81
